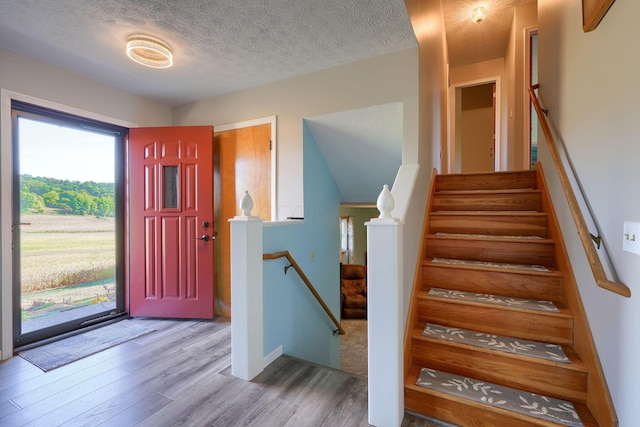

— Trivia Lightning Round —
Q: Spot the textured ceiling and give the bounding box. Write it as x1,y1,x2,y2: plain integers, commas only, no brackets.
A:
0,1,531,203
443,0,536,67
0,0,417,106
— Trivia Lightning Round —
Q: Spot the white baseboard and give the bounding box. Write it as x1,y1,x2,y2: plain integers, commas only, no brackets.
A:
263,345,283,367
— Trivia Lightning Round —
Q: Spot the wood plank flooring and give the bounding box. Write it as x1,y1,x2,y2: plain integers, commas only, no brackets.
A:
0,318,452,426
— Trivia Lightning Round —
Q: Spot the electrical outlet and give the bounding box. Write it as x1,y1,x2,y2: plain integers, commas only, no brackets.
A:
623,221,640,255
310,250,316,262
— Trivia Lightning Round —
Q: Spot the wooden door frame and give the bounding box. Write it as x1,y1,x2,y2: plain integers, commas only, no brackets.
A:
447,77,502,173
215,116,277,221
0,89,135,360
523,26,538,170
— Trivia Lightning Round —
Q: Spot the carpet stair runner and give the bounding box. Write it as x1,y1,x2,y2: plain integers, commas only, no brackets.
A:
404,170,601,426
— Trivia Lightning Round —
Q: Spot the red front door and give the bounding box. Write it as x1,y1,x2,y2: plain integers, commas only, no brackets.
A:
129,126,214,318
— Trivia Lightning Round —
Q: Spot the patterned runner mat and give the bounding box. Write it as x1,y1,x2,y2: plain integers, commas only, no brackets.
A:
435,232,544,240
416,368,584,426
431,257,551,272
428,287,560,313
422,323,569,363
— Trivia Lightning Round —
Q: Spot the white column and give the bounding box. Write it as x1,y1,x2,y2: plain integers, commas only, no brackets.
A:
367,186,404,427
229,192,264,381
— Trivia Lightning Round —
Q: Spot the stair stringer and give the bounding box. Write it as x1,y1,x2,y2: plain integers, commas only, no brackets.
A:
536,163,618,427
403,167,437,379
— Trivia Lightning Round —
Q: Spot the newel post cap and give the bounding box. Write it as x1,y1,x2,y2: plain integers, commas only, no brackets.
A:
240,191,254,217
376,184,394,219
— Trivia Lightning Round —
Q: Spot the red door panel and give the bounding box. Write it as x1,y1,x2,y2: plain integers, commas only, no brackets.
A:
129,126,214,318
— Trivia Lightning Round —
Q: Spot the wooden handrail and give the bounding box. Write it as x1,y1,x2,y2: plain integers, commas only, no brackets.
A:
263,251,346,335
529,85,631,297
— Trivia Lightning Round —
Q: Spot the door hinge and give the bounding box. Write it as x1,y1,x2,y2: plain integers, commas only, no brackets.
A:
269,140,272,151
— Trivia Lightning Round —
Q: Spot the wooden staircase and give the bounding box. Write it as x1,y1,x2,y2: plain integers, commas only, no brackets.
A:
404,169,611,426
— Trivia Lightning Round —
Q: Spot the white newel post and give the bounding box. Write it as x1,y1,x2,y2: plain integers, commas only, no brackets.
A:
367,185,404,427
230,191,264,381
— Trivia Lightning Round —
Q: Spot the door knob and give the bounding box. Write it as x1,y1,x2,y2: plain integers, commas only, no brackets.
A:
194,235,210,242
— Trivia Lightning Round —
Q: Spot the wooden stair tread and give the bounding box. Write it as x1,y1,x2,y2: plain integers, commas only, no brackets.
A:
428,233,551,242
435,188,540,195
432,191,543,212
422,260,565,304
407,169,612,426
418,290,571,317
428,232,551,240
425,237,556,267
435,171,538,192
405,366,598,427
411,326,586,372
430,211,548,217
423,257,562,277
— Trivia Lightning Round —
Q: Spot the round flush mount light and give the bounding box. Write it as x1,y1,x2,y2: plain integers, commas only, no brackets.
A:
472,6,487,23
126,35,173,68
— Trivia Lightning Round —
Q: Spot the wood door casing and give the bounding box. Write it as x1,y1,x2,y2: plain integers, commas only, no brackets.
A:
214,124,271,317
129,126,215,319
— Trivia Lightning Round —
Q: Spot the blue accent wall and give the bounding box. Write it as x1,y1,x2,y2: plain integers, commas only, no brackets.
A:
263,121,342,368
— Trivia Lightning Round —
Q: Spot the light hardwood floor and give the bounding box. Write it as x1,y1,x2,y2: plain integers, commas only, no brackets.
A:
0,318,452,426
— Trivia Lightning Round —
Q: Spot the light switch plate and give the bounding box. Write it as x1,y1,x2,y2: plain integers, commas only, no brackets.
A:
623,221,640,255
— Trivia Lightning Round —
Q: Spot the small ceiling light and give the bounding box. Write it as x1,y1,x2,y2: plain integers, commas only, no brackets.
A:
472,6,487,23
126,35,173,68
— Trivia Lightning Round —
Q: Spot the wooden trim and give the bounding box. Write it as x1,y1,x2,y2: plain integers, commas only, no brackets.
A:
263,251,345,335
529,87,630,297
536,164,618,427
215,116,277,221
403,168,438,378
449,77,503,172
583,0,616,32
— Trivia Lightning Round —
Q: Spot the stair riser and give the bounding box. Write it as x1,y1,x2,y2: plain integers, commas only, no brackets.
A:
426,237,556,267
418,299,573,345
411,338,587,402
423,264,564,302
430,213,548,237
432,192,541,212
405,387,563,427
435,171,537,192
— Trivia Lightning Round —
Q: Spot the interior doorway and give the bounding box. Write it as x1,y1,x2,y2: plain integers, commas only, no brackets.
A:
338,204,376,377
213,117,276,318
11,101,126,349
449,77,502,173
458,83,496,173
525,29,539,169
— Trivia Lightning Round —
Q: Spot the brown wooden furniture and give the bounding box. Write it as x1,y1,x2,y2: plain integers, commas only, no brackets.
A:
340,264,367,319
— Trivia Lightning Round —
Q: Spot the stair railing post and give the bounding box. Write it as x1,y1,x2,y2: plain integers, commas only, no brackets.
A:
366,185,404,427
229,191,265,380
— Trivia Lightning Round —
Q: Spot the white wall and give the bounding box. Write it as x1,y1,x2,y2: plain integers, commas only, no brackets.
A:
0,48,172,126
537,0,640,424
450,58,505,86
403,0,448,320
172,48,419,221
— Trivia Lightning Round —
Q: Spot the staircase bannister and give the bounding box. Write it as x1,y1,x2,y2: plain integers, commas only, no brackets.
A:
263,251,345,335
529,85,631,297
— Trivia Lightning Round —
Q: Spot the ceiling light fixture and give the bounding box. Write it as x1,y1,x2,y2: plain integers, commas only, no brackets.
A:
472,6,487,24
126,35,173,69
